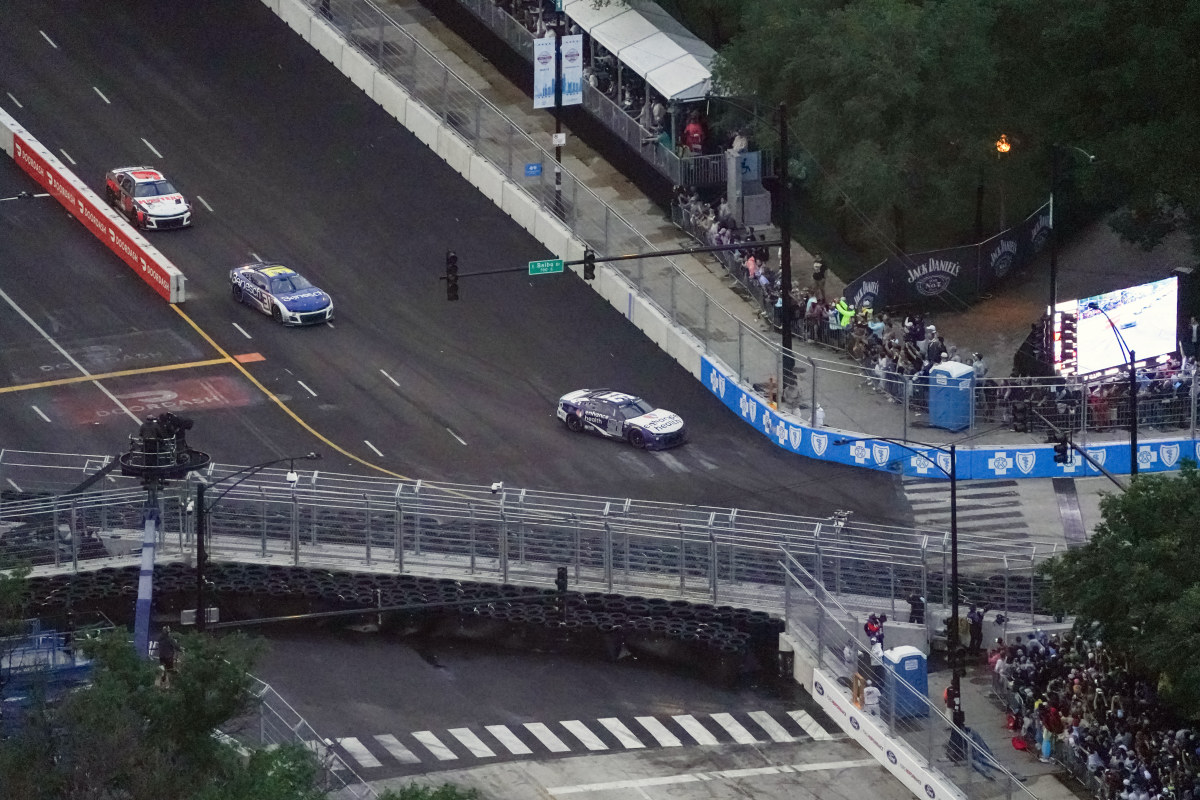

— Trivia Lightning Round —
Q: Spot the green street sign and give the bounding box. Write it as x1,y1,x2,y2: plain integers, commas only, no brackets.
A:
528,258,564,275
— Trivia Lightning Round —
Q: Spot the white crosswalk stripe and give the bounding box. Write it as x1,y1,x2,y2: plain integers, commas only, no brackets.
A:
331,709,839,771
598,717,645,749
561,719,608,750
524,722,571,753
374,734,421,764
904,478,1027,536
711,712,759,744
672,714,719,745
635,716,682,747
412,731,458,760
448,728,496,758
336,737,382,768
749,710,795,742
486,724,533,755
789,710,835,741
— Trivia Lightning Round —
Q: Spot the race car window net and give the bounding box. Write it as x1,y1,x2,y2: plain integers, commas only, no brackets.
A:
133,180,178,198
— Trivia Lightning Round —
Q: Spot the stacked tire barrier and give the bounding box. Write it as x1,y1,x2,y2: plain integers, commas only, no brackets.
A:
18,563,785,688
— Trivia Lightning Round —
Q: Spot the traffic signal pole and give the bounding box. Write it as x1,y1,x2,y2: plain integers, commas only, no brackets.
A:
438,238,786,285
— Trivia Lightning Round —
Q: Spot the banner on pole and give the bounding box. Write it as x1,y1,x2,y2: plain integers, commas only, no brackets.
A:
561,34,584,106
533,36,556,109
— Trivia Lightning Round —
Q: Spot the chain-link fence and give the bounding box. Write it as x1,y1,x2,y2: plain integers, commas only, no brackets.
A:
782,553,1040,800
1,451,1058,621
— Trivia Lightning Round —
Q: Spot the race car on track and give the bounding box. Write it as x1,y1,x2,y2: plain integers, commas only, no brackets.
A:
103,166,192,230
556,389,686,449
229,263,333,326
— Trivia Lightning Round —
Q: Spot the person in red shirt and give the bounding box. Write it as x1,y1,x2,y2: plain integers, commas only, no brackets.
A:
683,111,706,154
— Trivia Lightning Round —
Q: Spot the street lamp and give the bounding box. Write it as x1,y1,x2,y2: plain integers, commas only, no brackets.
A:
1048,143,1098,314
835,437,964,733
995,135,1012,229
1088,301,1139,475
193,453,321,631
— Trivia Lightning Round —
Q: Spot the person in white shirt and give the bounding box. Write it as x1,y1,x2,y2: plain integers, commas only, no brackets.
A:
864,680,881,715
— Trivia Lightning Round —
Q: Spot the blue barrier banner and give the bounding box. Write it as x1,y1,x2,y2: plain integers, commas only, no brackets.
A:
701,356,1197,480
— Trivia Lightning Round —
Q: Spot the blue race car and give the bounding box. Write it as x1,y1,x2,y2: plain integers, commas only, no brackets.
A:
230,263,333,326
556,389,686,450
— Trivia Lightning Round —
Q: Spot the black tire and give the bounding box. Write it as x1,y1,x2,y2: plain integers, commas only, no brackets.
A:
232,284,243,303
271,304,283,323
566,414,584,433
104,186,116,206
128,206,141,229
628,429,646,449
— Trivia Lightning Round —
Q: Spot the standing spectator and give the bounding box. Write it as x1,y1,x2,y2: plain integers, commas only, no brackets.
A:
1186,315,1199,365
730,128,748,154
864,679,882,716
967,604,985,656
683,111,706,154
812,256,828,302
156,626,179,688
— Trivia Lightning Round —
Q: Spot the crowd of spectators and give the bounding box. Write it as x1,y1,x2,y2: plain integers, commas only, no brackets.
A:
992,632,1200,800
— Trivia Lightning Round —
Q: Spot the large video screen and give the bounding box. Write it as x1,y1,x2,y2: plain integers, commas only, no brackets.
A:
1056,276,1178,375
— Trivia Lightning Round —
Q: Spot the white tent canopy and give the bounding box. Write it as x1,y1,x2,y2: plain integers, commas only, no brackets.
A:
561,0,714,102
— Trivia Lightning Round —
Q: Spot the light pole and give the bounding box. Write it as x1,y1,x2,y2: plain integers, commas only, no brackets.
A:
192,453,321,631
835,437,963,732
1088,301,1138,475
1048,143,1098,314
995,134,1011,229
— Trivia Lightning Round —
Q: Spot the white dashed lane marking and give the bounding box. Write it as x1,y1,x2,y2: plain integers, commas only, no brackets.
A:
711,712,759,744
561,720,607,751
636,716,682,747
40,30,58,48
31,405,51,423
92,86,109,104
672,714,719,745
447,728,495,758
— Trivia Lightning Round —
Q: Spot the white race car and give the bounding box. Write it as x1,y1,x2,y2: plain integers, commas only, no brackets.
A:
556,389,686,449
103,166,192,230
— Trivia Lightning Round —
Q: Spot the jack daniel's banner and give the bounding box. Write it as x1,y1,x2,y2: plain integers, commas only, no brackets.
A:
843,202,1050,310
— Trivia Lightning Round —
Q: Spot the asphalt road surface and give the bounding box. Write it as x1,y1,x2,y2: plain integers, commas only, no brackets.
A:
0,0,905,522
252,626,845,781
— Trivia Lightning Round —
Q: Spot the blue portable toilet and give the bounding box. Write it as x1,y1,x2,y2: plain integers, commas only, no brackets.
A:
928,361,974,432
883,645,929,719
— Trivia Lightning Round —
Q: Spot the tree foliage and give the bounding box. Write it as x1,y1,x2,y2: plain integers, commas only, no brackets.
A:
1041,463,1200,715
0,628,336,800
712,0,1200,256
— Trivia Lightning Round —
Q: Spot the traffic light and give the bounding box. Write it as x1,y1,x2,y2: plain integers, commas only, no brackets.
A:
555,566,568,593
1012,401,1030,432
1060,314,1077,361
1053,434,1072,464
445,250,459,301
583,249,596,281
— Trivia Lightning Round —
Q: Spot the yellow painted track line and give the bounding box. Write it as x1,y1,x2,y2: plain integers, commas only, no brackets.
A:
170,305,405,479
0,358,231,395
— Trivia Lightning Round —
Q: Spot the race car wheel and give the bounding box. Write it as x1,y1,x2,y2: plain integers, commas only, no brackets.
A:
104,186,116,206
628,429,646,449
271,304,284,323
232,284,243,303
566,414,584,433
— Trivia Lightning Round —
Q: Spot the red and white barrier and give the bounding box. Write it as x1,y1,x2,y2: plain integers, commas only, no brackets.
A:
0,108,186,303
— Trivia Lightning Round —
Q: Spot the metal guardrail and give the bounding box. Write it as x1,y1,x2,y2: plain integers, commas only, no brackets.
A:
782,554,1041,800
2,450,1056,619
227,676,375,798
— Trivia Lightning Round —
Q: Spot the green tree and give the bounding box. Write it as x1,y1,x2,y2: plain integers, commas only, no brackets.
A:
715,0,1009,254
1041,463,1200,715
